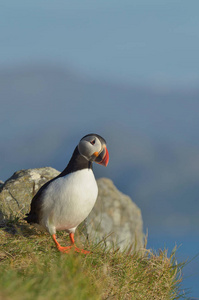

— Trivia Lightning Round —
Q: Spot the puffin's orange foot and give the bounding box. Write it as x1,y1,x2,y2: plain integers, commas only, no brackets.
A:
74,246,90,254
52,234,90,254
58,245,90,254
57,245,73,253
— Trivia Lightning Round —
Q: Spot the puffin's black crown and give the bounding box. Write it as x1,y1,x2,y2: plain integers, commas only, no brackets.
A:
81,133,107,145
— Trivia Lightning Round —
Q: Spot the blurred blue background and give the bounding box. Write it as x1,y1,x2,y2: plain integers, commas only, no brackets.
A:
1,1,199,297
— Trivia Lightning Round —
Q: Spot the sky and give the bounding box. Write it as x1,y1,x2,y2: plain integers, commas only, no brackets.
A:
1,0,199,87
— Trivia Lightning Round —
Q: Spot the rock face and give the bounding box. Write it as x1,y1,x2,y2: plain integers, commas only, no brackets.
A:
0,168,144,250
87,178,143,250
0,168,60,223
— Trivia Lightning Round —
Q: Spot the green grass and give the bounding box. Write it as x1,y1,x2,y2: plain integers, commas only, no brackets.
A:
0,219,187,300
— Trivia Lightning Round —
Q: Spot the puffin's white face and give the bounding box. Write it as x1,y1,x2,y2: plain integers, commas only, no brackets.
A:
78,134,109,166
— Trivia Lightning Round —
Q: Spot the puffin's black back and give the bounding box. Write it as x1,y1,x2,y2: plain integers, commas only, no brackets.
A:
24,146,92,224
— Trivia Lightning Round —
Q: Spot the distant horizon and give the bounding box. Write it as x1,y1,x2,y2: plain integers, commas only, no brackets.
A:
1,61,199,94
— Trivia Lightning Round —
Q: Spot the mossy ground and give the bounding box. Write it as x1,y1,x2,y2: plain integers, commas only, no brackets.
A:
0,218,186,300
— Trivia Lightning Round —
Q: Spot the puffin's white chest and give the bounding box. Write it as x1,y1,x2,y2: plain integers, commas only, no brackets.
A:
41,169,98,234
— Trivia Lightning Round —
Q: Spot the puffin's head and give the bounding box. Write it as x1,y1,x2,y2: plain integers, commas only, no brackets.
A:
78,134,109,167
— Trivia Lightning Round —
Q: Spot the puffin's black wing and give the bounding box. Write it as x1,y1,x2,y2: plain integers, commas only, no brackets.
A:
24,179,54,224
24,146,90,224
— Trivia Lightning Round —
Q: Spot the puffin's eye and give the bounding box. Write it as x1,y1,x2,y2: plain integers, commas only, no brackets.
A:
90,139,95,145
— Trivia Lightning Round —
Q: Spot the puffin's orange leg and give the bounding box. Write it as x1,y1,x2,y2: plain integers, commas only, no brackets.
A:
52,234,72,253
69,232,75,244
52,233,90,254
69,232,90,254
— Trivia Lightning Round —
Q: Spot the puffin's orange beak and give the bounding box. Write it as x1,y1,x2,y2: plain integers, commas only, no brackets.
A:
93,146,109,167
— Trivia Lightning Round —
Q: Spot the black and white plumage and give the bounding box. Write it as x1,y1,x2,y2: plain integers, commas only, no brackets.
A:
24,134,109,254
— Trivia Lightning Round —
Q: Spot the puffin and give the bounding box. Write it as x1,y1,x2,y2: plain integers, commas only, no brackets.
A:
24,134,109,254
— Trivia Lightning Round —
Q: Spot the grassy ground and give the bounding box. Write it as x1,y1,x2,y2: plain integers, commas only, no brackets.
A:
0,218,186,300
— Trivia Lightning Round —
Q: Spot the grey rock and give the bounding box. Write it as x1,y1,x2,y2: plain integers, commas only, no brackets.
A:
0,168,144,250
0,181,4,188
0,168,60,221
87,178,144,250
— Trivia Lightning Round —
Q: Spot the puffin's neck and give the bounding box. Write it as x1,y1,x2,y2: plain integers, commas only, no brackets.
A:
58,146,92,177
